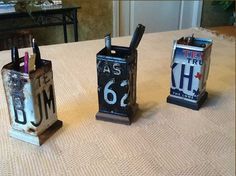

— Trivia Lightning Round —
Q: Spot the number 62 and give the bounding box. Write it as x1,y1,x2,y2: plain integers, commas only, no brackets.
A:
104,79,129,107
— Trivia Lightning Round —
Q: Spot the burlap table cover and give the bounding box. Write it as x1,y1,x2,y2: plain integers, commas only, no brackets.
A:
0,28,235,176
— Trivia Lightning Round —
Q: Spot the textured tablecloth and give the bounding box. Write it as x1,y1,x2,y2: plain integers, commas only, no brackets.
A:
0,28,235,176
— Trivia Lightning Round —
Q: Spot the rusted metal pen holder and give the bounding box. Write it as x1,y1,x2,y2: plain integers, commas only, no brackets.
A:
167,36,213,110
96,46,138,125
1,58,62,145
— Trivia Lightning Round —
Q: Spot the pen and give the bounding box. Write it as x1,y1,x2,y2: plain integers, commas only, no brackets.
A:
32,38,43,69
105,33,111,55
24,52,29,73
11,47,20,71
129,24,145,51
186,34,194,45
28,54,36,72
185,34,206,48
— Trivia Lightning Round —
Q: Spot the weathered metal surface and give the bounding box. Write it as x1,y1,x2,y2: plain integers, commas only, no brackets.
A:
96,24,145,125
1,59,62,145
167,36,213,110
96,46,138,125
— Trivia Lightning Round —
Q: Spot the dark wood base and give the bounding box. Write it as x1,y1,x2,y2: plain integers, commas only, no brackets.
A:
167,92,208,110
38,120,63,145
96,104,138,125
9,120,63,146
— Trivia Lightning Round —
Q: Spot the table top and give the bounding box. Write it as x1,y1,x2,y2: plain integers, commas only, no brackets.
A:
0,28,235,176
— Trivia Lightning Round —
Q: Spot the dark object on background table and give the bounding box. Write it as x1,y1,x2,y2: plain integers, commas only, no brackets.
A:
1,42,62,145
96,24,145,125
167,35,213,110
0,31,32,51
0,2,80,43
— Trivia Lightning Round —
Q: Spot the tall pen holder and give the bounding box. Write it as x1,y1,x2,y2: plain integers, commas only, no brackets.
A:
167,35,213,110
96,24,145,125
1,42,62,145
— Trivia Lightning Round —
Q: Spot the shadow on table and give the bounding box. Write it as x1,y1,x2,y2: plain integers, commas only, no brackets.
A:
133,102,159,123
202,89,222,108
57,98,98,126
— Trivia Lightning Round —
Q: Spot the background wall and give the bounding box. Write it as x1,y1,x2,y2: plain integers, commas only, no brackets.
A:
1,0,234,47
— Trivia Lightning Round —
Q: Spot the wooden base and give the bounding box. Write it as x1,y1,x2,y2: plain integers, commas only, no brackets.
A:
96,104,138,125
9,120,63,146
167,92,208,110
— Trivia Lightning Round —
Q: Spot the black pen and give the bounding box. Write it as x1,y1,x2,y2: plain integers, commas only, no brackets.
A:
186,34,194,45
129,24,145,51
32,38,43,69
105,33,111,55
11,47,20,71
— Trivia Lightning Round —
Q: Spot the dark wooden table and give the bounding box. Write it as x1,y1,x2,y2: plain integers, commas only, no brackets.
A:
0,3,81,43
208,26,236,38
